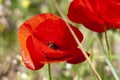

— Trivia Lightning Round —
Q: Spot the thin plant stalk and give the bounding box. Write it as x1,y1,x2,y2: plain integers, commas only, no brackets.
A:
104,26,112,61
48,63,52,80
97,35,120,80
51,0,102,80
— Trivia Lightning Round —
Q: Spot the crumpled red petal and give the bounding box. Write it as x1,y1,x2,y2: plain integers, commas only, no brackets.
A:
96,0,120,29
32,15,83,50
67,48,89,64
27,35,72,63
18,13,89,70
67,0,120,32
18,24,44,70
26,21,85,63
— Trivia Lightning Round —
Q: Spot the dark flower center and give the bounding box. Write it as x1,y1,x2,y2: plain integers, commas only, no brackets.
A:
47,41,59,50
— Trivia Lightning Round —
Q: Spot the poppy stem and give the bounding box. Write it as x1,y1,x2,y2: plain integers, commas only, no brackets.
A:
52,0,102,80
104,25,112,61
48,63,52,80
97,35,120,80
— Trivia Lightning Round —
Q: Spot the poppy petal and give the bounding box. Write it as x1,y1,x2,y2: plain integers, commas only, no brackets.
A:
18,23,44,70
18,13,88,70
26,36,44,70
28,34,73,63
96,0,120,29
67,0,111,32
67,48,89,64
32,14,83,50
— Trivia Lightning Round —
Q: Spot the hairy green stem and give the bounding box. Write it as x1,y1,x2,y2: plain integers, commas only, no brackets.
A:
48,63,52,80
104,26,112,61
97,35,120,80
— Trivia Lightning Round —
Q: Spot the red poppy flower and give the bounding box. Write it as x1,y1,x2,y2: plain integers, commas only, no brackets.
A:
18,13,88,70
67,0,120,32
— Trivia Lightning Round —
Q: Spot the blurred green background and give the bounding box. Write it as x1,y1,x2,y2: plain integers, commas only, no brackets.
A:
0,0,120,80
